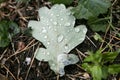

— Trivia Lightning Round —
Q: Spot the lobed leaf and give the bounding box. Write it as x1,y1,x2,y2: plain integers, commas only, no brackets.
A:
28,4,87,76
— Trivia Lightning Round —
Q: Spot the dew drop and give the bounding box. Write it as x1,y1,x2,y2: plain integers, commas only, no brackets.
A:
52,64,55,66
50,19,53,21
51,13,53,16
48,26,51,29
60,18,63,21
47,41,50,45
44,35,47,39
67,30,70,33
65,22,71,27
54,28,57,31
42,27,47,33
53,22,57,25
47,52,50,55
59,23,62,26
57,34,64,43
41,16,43,19
57,14,59,17
42,52,46,55
83,29,87,33
74,27,80,32
65,44,69,50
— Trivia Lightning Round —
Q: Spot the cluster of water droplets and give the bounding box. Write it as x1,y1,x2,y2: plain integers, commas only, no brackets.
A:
28,4,87,76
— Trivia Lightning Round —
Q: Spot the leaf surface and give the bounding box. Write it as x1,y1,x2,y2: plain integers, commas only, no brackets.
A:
72,0,111,19
28,4,87,76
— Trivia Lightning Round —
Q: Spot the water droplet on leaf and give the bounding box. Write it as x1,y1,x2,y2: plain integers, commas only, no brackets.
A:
44,35,48,38
53,22,57,25
48,26,51,29
65,22,70,27
75,27,80,32
42,27,47,33
57,14,59,17
61,18,63,21
51,13,53,16
47,41,50,45
57,34,64,43
42,52,46,55
47,52,50,55
50,19,53,21
65,44,69,50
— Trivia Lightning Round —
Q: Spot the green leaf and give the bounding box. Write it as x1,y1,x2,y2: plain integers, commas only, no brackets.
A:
0,20,20,47
91,65,102,80
102,52,119,63
82,63,102,80
0,21,10,47
72,0,111,19
21,27,32,36
88,18,109,32
108,64,120,74
93,33,104,42
0,0,6,3
83,50,102,64
102,66,109,79
8,21,20,36
49,0,73,5
82,63,92,72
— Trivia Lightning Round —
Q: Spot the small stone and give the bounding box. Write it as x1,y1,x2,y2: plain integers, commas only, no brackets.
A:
25,57,31,65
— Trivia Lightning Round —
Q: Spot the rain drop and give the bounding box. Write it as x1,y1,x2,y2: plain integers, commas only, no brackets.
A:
47,41,50,45
44,35,48,39
42,27,47,33
51,13,53,16
42,52,46,55
60,18,63,21
67,30,70,33
59,24,62,26
48,26,51,29
54,28,57,31
50,19,53,21
57,34,64,43
65,22,70,27
74,27,80,32
47,52,50,55
57,14,59,17
53,22,57,25
65,44,69,50
52,64,55,66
